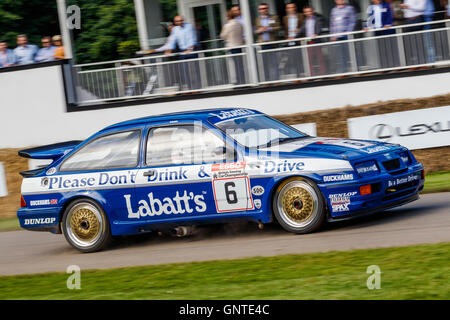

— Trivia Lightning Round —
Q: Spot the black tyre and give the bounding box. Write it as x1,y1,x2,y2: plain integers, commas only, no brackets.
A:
273,177,326,234
62,198,112,253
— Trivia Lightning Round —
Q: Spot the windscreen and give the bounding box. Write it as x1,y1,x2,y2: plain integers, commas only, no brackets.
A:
210,113,307,149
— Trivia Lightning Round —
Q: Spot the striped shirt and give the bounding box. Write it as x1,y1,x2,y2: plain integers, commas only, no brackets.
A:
330,5,357,35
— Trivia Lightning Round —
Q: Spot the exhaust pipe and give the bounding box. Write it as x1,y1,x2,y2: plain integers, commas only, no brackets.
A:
171,226,194,237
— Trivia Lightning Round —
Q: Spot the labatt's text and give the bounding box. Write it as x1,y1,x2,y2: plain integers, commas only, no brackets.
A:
124,190,207,218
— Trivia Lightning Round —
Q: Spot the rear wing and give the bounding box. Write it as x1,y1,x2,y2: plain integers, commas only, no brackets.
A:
18,140,82,177
18,140,82,160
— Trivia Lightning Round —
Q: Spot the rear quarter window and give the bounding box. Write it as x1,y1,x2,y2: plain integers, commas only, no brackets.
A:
59,130,141,172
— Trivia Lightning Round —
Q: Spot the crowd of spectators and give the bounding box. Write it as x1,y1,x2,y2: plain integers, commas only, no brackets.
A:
0,34,65,68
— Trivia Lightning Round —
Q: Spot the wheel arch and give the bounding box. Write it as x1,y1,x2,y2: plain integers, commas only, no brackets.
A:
269,174,326,220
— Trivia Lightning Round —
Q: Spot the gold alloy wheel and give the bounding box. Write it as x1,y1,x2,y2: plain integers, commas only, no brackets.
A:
281,186,314,223
276,180,320,228
70,207,100,241
65,203,104,248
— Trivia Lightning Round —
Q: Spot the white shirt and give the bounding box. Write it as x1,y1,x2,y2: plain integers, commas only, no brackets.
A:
305,18,316,38
287,15,298,38
403,0,426,19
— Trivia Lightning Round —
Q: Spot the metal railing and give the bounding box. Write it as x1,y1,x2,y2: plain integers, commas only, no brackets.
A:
73,19,450,105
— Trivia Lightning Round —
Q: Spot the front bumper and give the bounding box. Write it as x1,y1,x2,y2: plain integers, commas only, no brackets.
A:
17,206,62,233
319,164,424,221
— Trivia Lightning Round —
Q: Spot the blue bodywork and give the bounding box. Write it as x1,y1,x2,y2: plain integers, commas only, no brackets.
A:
17,108,424,235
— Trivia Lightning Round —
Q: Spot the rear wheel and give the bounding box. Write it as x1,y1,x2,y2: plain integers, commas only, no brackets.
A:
62,199,112,253
273,177,326,234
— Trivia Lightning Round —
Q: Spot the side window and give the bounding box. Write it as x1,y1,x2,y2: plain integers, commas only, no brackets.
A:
60,130,141,171
146,124,234,167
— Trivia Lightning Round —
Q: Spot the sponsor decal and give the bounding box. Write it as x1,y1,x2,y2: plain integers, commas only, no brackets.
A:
125,190,207,218
30,199,58,206
387,173,421,187
47,171,137,190
146,167,188,182
315,138,375,149
209,109,255,122
212,162,246,179
329,191,357,212
323,174,354,182
362,145,391,154
356,164,378,174
254,199,262,209
370,122,450,141
24,217,56,225
251,185,265,196
263,160,304,174
46,167,56,175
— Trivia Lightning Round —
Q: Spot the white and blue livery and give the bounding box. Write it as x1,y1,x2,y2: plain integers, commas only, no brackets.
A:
18,108,425,252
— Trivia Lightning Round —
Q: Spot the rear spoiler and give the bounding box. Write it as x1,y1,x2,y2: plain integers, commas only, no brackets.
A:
18,140,83,160
18,141,83,177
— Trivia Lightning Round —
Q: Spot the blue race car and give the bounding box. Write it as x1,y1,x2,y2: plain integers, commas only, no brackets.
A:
18,108,425,252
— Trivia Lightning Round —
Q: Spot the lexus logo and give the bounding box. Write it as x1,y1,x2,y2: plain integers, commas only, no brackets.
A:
369,122,450,141
370,124,395,141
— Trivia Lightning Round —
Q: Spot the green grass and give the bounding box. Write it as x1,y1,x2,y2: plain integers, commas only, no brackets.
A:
0,217,20,232
422,171,450,194
0,243,449,300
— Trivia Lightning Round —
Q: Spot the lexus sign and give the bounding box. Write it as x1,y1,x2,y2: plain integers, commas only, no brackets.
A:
347,106,450,150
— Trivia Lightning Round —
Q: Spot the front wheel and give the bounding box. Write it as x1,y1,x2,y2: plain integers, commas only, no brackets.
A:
62,199,112,253
273,177,326,234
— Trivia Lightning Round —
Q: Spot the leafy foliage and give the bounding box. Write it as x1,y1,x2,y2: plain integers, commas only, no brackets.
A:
0,0,59,47
0,0,140,63
67,0,138,63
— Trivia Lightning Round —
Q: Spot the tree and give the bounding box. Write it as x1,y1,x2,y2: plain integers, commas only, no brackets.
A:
0,0,140,64
0,0,59,47
68,0,139,63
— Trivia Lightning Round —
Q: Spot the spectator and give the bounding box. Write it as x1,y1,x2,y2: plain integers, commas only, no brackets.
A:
220,10,244,47
13,34,38,65
164,15,200,90
220,9,245,84
366,0,394,32
330,0,357,39
255,3,280,43
35,36,56,62
283,2,304,40
231,5,246,41
329,0,357,74
298,6,326,76
52,35,65,60
423,0,436,63
400,0,426,29
385,0,405,25
283,2,304,77
0,40,16,68
255,3,281,81
366,1,398,68
445,0,450,19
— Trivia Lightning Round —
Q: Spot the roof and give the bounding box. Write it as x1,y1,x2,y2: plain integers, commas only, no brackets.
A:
102,107,260,131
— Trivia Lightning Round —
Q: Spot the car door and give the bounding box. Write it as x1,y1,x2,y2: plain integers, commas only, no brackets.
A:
130,120,251,222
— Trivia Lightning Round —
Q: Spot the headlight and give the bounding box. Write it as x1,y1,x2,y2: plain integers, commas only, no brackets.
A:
355,160,379,177
399,150,412,166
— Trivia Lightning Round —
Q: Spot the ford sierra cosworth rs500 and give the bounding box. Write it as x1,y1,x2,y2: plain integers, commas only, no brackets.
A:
17,108,425,252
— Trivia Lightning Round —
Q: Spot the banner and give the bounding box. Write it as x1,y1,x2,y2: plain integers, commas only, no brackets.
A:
347,106,450,150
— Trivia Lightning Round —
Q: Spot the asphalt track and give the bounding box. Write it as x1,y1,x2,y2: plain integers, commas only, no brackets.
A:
1,192,449,276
